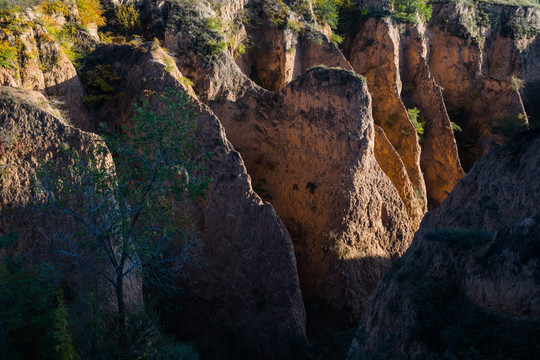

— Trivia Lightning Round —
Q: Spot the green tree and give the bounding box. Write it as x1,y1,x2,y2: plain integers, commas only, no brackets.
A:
35,89,210,355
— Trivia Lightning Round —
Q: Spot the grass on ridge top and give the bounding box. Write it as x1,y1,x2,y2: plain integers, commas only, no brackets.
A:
447,0,540,7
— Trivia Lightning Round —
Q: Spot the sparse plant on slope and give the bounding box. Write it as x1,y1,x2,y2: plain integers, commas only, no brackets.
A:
0,0,41,10
0,41,17,68
33,0,105,67
491,113,528,139
407,107,425,140
37,0,70,17
54,295,80,360
264,0,289,27
82,63,122,107
450,121,463,133
509,76,525,92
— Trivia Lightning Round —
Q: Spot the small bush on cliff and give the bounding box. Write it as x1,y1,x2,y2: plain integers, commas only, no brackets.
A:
390,0,432,24
0,41,17,68
37,0,70,17
82,63,122,107
114,3,140,35
314,0,341,29
509,76,525,92
407,107,425,140
167,0,229,62
0,0,41,10
74,0,105,27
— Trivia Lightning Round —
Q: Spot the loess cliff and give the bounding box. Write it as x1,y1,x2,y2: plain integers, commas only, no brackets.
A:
0,0,538,359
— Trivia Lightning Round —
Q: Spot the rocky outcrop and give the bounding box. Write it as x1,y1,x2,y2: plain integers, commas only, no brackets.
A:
0,86,141,308
400,23,465,207
349,130,540,359
161,0,351,98
347,15,467,209
210,66,414,323
428,32,527,171
346,1,540,205
0,6,94,130
348,18,428,211
374,125,423,229
82,42,306,359
432,2,540,122
241,25,352,91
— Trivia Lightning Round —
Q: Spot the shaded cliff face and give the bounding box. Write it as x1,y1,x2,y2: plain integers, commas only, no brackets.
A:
0,86,142,308
80,42,306,359
348,130,540,359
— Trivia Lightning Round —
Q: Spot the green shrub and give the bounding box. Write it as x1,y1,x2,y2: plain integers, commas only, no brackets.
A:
330,32,343,44
509,76,525,92
314,0,341,29
54,295,80,360
476,2,491,27
41,22,83,67
37,0,71,17
115,3,141,35
74,0,105,27
407,107,425,140
163,56,176,73
450,121,462,133
82,63,122,107
167,0,228,63
0,0,41,10
0,41,17,68
265,0,289,27
390,0,432,24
